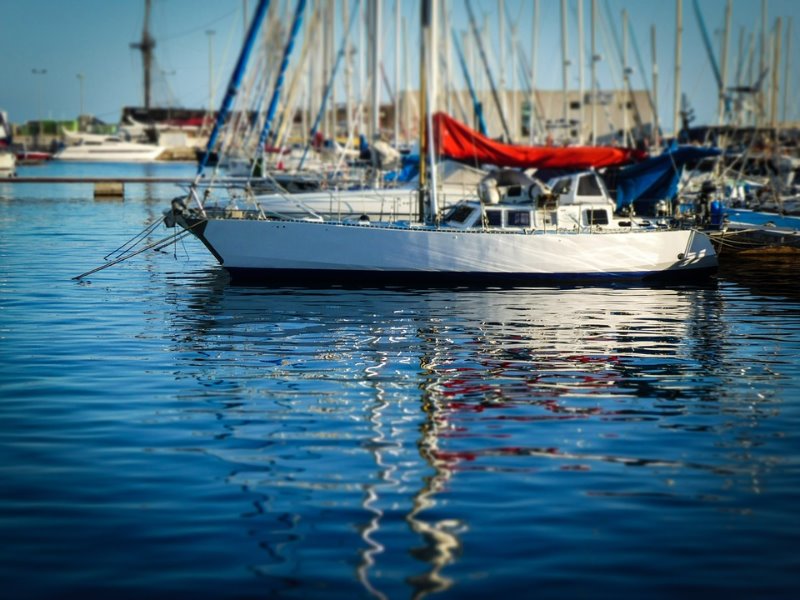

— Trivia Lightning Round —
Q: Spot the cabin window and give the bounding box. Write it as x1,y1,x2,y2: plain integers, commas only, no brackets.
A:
552,178,571,195
569,101,581,110
577,174,603,196
485,210,502,226
447,205,475,224
507,211,531,227
506,185,523,198
584,209,609,225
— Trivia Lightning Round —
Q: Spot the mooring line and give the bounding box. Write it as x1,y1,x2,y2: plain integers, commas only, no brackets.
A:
103,217,166,261
73,220,204,281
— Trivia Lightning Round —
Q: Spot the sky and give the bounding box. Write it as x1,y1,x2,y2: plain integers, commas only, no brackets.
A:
1,0,799,132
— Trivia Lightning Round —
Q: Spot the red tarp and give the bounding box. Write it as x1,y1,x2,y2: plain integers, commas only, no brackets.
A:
432,112,642,169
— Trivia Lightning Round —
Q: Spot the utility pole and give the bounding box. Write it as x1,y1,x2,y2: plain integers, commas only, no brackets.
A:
130,0,156,110
206,30,215,112
32,68,47,143
76,73,85,120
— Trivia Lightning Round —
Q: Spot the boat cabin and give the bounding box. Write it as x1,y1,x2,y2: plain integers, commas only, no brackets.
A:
444,170,635,232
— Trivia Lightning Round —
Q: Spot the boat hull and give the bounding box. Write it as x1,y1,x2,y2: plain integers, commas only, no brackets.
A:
184,217,718,285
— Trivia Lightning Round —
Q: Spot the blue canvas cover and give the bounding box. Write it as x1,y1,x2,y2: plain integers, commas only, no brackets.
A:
615,144,721,209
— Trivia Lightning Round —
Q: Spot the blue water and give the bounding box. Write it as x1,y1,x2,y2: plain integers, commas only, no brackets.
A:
1,162,800,599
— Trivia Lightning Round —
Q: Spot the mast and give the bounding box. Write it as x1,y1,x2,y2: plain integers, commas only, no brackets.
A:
561,0,569,134
344,0,353,140
509,8,518,142
443,0,452,116
130,0,156,110
499,0,506,128
529,0,539,143
673,0,682,139
770,17,782,129
719,0,732,125
453,30,487,135
577,0,585,144
465,0,511,141
403,16,410,143
759,0,767,124
368,0,382,143
782,18,792,123
196,0,271,181
253,0,307,176
651,25,659,146
298,0,362,170
622,9,630,147
394,0,400,145
590,0,598,145
418,0,428,221
427,0,439,222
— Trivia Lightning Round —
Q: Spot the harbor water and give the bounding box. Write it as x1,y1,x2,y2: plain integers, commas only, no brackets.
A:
1,163,799,598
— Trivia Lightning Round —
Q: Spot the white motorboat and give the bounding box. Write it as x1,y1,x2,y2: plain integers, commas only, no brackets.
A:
54,133,163,162
0,149,15,178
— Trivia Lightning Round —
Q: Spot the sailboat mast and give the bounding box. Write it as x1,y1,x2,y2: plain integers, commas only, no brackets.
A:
561,0,569,133
651,25,659,146
465,0,511,141
394,0,401,145
130,0,156,110
344,0,354,140
427,0,439,222
196,0,271,180
770,17,782,129
673,0,682,139
529,0,539,144
622,9,630,147
782,18,792,123
719,0,732,125
591,0,597,145
578,0,585,144
368,0,382,143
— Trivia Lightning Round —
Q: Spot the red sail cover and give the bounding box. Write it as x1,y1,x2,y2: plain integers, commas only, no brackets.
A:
432,112,641,169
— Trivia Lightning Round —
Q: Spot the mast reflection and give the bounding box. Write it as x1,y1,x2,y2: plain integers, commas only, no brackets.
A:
163,277,744,597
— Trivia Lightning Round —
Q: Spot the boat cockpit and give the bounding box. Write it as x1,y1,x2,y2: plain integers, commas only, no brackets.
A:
442,170,656,232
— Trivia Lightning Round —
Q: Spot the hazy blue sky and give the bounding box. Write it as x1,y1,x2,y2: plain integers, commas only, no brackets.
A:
1,0,798,131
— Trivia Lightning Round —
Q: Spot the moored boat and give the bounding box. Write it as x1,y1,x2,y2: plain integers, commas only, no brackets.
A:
54,130,164,162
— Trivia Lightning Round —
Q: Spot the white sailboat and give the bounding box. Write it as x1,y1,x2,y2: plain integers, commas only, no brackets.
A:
166,0,717,285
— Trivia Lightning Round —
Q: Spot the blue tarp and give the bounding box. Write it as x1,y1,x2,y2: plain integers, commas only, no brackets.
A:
615,144,721,209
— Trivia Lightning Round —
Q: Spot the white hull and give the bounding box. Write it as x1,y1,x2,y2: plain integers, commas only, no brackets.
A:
0,151,15,177
189,217,717,283
54,142,164,162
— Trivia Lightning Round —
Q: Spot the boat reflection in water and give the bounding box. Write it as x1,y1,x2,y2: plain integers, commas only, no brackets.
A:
162,271,788,597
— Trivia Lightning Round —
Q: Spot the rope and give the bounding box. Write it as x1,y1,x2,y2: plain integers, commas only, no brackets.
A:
73,220,204,281
103,217,165,261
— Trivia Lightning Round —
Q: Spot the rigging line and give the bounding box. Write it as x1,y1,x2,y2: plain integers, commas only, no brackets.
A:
73,221,206,281
158,7,239,42
103,217,165,261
